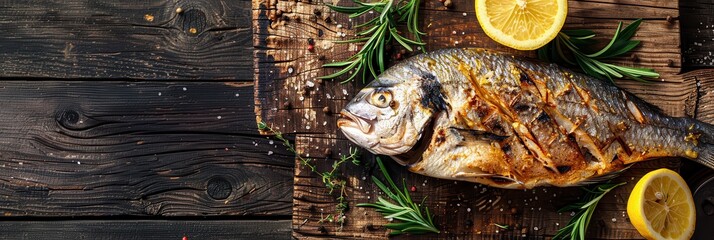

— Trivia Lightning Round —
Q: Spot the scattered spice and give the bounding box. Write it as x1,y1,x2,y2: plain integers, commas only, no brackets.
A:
320,0,425,83
144,14,154,22
553,182,626,240
258,122,360,231
357,157,439,236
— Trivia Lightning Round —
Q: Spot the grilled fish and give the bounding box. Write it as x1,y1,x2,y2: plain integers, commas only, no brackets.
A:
337,48,714,189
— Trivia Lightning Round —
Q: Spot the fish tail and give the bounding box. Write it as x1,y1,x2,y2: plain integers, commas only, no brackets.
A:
693,120,714,169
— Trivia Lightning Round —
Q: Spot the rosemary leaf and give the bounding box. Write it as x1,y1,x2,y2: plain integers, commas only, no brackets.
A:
257,122,360,230
552,182,626,240
539,18,659,83
357,157,439,236
320,0,425,83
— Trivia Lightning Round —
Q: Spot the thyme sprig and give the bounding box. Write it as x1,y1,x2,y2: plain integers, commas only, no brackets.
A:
320,0,425,83
538,19,659,82
257,122,360,230
357,157,439,236
552,182,626,240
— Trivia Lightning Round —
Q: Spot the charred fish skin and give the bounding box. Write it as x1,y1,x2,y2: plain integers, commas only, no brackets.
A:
338,48,714,189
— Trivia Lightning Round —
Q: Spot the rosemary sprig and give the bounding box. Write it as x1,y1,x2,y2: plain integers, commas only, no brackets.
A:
357,157,439,236
552,182,626,240
538,19,659,82
257,122,360,230
320,0,425,83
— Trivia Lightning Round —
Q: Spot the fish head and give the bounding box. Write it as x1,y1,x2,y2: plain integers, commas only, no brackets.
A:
338,66,435,158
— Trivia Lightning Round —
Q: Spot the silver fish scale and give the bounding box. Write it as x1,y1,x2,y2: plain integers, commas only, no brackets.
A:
341,48,711,188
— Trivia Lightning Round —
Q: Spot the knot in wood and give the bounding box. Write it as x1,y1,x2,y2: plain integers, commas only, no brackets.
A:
57,109,80,125
179,9,207,36
206,177,232,200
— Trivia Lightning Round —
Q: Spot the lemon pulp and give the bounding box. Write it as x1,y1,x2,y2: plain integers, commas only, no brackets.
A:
627,169,695,240
475,0,567,50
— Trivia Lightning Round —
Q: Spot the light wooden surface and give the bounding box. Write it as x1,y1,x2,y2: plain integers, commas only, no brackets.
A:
253,0,714,239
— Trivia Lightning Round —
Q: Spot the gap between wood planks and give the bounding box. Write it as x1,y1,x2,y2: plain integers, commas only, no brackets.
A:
0,219,291,240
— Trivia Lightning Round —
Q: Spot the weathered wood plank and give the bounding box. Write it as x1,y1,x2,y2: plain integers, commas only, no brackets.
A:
0,0,252,80
0,220,291,240
253,0,683,135
686,69,714,123
250,0,714,238
421,0,681,76
0,82,293,217
681,0,714,68
291,137,681,239
287,71,714,239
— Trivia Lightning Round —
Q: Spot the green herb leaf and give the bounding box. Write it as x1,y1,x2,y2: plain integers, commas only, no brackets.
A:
539,19,659,83
357,157,439,236
320,0,425,83
552,182,626,240
259,122,360,231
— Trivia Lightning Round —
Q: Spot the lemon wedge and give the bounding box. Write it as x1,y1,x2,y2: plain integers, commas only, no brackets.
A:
627,169,695,240
475,0,568,50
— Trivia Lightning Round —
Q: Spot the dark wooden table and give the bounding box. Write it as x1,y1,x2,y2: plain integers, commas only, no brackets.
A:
0,0,712,239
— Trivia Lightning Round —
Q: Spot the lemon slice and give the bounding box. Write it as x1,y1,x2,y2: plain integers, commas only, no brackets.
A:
475,0,568,50
627,169,695,240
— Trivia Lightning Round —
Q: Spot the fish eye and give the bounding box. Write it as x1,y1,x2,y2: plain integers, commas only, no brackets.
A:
369,88,392,108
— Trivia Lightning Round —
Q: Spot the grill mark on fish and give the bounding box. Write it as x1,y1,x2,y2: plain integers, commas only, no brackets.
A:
556,165,571,174
512,122,557,172
512,102,531,112
558,112,607,162
536,111,551,122
434,129,447,146
623,92,646,124
483,114,509,136
519,71,534,85
597,122,634,159
340,48,714,189
501,144,512,153
451,127,509,142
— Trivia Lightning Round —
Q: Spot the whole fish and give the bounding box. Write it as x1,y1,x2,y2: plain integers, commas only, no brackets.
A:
337,48,714,189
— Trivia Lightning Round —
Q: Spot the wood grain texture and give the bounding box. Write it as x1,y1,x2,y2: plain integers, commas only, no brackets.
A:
684,69,714,123
0,0,252,80
681,0,714,68
253,0,683,136
0,220,291,240
0,82,293,217
282,80,710,239
249,0,714,239
291,137,681,239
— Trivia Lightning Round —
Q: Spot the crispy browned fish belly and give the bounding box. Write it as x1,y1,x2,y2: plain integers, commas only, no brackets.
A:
338,48,714,189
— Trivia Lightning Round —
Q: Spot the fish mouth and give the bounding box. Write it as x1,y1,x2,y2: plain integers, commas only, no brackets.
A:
337,110,374,134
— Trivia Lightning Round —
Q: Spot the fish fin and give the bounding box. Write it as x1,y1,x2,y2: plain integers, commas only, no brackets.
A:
694,121,714,169
573,165,632,186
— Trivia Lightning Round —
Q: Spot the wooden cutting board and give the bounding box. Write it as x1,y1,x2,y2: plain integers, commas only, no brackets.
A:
252,0,709,238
